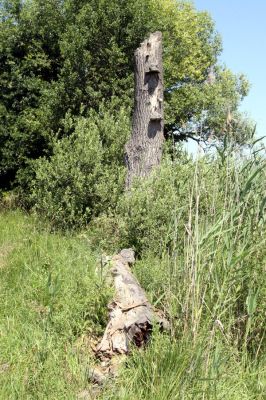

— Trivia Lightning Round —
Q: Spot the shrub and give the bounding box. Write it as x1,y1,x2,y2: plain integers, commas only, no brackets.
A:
31,104,130,229
115,150,222,254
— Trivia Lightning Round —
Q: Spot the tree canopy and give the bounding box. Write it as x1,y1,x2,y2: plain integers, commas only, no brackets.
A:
0,0,253,190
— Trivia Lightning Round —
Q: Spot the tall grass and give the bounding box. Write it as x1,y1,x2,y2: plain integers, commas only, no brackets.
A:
0,211,112,399
0,143,265,399
100,144,266,399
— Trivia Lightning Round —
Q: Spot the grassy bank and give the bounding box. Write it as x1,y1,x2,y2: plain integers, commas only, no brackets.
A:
0,149,265,399
100,151,266,399
0,211,111,399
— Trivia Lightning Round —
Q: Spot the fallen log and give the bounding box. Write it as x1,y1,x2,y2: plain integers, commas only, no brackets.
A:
96,249,168,358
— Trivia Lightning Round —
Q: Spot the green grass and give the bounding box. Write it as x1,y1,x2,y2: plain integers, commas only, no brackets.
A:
99,151,266,399
100,333,265,400
0,211,111,399
0,148,265,399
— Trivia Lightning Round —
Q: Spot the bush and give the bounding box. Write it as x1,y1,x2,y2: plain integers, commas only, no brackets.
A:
115,150,222,254
92,145,265,259
31,104,130,229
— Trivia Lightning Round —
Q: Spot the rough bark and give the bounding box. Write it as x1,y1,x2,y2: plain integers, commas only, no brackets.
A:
125,31,164,189
96,249,167,357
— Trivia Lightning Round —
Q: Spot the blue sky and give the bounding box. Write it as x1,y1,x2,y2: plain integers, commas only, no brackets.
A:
194,0,266,138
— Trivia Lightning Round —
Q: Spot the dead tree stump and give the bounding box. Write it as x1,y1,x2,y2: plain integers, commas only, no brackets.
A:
125,31,164,189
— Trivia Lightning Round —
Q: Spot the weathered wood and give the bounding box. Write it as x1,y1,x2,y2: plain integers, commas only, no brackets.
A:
96,249,167,357
125,31,164,189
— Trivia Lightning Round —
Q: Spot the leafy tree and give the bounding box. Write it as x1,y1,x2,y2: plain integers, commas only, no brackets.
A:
0,0,65,189
153,1,253,144
0,0,253,192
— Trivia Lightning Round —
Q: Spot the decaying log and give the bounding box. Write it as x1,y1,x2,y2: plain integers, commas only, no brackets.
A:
125,31,164,189
96,249,167,357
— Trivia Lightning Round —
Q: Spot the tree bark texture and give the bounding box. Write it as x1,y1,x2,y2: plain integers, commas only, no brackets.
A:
125,31,164,189
96,249,167,357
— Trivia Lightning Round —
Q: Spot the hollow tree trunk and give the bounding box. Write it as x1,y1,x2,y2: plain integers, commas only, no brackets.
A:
125,31,164,189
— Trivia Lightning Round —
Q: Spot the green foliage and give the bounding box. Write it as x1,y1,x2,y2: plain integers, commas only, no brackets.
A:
105,142,265,257
98,146,266,399
0,3,264,394
114,151,219,254
167,67,253,142
101,333,265,399
0,0,252,192
0,211,112,398
31,118,102,228
0,0,64,189
117,153,195,254
31,104,130,229
0,142,265,398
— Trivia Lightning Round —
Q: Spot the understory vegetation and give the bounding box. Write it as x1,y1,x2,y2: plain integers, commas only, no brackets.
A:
0,143,265,399
0,0,265,399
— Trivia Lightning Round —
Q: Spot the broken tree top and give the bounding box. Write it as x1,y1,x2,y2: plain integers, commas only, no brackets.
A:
125,32,164,189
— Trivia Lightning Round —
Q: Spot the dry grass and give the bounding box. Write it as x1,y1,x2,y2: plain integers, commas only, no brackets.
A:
0,243,14,269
